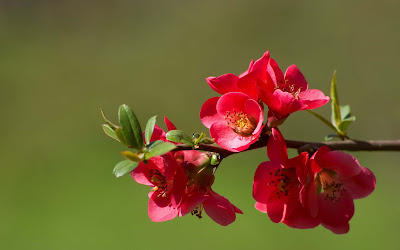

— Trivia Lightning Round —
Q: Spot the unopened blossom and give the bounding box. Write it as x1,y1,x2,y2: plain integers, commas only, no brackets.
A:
257,58,329,120
206,51,270,101
253,128,319,229
200,92,264,152
304,146,376,234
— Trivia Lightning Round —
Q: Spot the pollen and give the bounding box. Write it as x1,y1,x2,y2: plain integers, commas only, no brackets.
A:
224,110,257,137
276,81,302,99
191,203,204,219
149,168,169,198
318,170,346,204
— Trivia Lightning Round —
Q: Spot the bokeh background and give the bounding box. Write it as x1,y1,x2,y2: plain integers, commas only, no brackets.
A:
1,0,399,249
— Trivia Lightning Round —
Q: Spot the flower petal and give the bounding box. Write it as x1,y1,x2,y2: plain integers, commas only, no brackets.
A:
321,222,350,234
243,98,263,127
148,198,178,222
284,65,308,92
210,122,255,152
206,74,239,95
343,167,376,199
200,97,221,129
283,201,320,229
164,116,177,131
203,192,238,226
255,202,267,213
299,89,330,110
178,192,208,217
318,192,354,230
253,161,282,203
267,58,284,85
216,92,249,117
131,162,152,186
272,89,305,116
315,149,362,178
267,127,288,163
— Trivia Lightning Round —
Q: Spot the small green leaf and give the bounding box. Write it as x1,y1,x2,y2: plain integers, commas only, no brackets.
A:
145,115,157,145
121,151,144,162
145,141,177,159
166,130,194,146
147,140,164,149
330,71,342,128
118,104,143,150
115,127,129,146
113,160,139,178
102,124,119,141
307,110,338,133
100,108,118,130
324,134,341,141
340,105,351,120
338,116,356,133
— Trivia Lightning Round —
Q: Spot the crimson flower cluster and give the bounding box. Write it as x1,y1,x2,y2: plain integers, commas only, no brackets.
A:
129,51,376,233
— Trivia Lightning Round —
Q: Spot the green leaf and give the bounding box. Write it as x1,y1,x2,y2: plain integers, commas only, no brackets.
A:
324,134,341,141
145,115,157,145
330,71,342,128
102,124,119,141
338,116,356,133
121,151,143,162
147,140,164,149
100,108,117,130
307,110,338,133
118,104,143,150
113,160,139,178
145,141,177,159
166,130,194,146
340,105,351,120
115,127,129,146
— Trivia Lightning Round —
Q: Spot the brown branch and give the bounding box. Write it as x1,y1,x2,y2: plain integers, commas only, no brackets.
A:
174,137,400,158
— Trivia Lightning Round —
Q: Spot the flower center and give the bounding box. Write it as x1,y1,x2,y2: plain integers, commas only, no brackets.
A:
225,110,257,137
191,203,204,219
276,81,302,99
149,169,169,198
267,168,294,199
317,170,346,204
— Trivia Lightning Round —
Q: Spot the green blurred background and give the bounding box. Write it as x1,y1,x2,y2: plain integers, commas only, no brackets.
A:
1,0,399,249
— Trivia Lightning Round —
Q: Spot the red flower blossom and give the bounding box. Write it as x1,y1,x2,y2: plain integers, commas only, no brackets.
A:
176,150,242,226
206,51,270,101
253,128,319,229
257,58,329,119
131,154,187,222
200,92,264,152
304,146,376,234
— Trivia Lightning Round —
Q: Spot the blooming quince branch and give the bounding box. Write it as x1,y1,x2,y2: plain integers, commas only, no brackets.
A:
101,50,395,234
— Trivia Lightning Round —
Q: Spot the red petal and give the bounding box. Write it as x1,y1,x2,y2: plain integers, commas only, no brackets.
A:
267,127,288,163
131,163,152,186
316,149,361,178
148,198,178,222
283,201,320,229
164,116,177,131
284,65,308,92
321,222,350,234
343,167,376,199
253,161,282,203
203,192,238,226
272,89,305,116
255,202,267,213
178,192,208,217
267,58,284,85
318,192,354,229
200,97,222,129
210,122,254,152
299,89,330,110
206,74,239,95
216,92,249,117
243,98,263,127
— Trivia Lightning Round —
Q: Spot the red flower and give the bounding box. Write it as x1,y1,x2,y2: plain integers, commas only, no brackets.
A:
131,154,187,222
257,58,329,119
253,128,319,229
200,92,264,152
206,51,270,101
304,146,376,234
176,150,243,226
